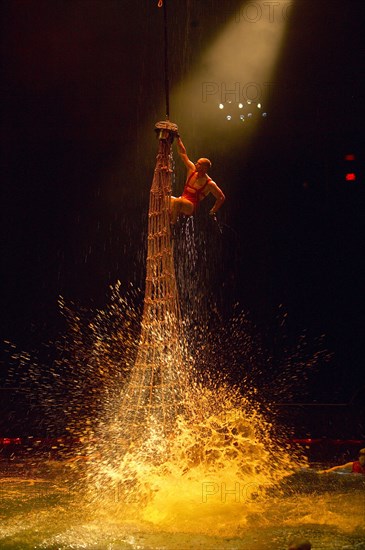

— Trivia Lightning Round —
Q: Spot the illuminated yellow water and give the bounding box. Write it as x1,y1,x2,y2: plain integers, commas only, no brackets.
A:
83,381,305,538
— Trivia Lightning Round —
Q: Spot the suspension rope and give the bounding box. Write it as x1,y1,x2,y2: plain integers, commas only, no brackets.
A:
158,0,170,120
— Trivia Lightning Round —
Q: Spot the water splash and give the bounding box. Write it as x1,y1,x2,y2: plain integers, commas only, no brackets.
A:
6,280,311,530
5,276,364,547
83,379,302,535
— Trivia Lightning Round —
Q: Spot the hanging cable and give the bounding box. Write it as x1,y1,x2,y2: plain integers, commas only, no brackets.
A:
158,0,170,119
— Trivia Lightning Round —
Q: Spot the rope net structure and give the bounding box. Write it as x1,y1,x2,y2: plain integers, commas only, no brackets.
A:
119,121,190,439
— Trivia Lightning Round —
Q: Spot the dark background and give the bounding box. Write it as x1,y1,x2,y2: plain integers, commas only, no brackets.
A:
1,0,364,420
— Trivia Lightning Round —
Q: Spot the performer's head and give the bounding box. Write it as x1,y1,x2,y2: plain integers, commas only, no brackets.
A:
195,158,211,175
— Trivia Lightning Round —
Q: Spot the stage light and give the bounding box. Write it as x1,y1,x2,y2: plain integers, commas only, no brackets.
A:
344,153,357,182
216,100,268,122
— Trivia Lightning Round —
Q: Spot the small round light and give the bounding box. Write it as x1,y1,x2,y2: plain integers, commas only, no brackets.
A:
219,103,224,109
262,112,267,117
247,112,253,118
257,103,262,109
247,100,252,105
240,114,245,121
238,103,243,109
226,115,232,121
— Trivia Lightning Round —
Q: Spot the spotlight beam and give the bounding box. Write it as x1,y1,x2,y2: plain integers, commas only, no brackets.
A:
170,0,293,147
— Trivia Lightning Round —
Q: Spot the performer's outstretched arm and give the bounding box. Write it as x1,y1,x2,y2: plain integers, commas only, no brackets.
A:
176,137,195,172
319,462,353,473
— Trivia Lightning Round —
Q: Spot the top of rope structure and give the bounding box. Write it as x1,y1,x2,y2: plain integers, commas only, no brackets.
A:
155,120,179,143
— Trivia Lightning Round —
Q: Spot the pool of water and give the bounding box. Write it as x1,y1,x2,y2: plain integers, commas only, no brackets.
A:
1,458,364,550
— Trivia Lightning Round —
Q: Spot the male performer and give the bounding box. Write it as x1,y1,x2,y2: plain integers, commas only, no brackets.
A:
170,137,225,224
320,448,365,474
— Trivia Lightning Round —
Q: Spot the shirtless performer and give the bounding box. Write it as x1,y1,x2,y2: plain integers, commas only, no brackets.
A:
170,137,225,224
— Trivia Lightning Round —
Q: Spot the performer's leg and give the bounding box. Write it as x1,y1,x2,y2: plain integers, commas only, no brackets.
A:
170,197,194,224
170,197,180,225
